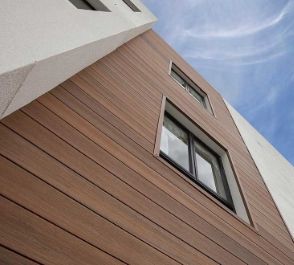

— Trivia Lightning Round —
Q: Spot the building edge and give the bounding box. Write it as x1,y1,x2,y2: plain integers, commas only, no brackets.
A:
225,100,294,239
0,0,156,119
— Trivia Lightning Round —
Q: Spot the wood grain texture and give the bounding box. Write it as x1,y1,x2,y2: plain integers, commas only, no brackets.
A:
0,30,293,264
0,246,39,265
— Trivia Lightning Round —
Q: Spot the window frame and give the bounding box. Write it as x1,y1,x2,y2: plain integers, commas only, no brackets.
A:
169,63,214,114
68,0,110,11
170,67,206,107
160,112,235,211
122,0,141,12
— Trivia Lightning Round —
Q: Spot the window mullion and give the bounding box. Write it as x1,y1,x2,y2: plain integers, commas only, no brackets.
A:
189,133,197,179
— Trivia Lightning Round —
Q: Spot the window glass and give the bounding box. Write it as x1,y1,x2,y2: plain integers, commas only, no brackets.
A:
159,113,234,210
170,65,209,110
69,0,94,9
171,69,186,88
122,0,141,12
68,0,110,11
195,152,217,192
194,141,227,200
187,85,205,105
160,116,189,171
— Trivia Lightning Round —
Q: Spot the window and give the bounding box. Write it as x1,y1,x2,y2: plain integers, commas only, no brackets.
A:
68,0,110,11
155,99,252,223
122,0,141,12
160,113,234,210
170,63,213,113
194,140,227,199
160,115,189,171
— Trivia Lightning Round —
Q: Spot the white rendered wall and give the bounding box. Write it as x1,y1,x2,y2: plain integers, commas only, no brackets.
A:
226,102,294,238
0,0,156,119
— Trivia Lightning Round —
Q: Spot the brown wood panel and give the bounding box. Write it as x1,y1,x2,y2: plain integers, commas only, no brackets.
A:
0,197,123,265
22,97,266,265
0,246,39,265
0,108,242,265
5,97,289,264
0,155,187,265
36,89,292,256
47,87,294,264
120,30,294,246
74,69,157,141
71,73,156,144
61,80,154,153
0,29,293,265
46,87,293,263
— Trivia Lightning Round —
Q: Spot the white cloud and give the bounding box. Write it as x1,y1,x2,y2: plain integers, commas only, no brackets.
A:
182,1,293,39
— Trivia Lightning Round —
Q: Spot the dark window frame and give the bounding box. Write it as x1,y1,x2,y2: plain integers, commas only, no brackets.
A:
160,112,234,211
68,0,110,11
122,0,141,12
170,63,214,114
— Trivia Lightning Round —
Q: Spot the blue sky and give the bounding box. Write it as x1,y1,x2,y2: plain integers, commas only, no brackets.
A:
142,0,294,165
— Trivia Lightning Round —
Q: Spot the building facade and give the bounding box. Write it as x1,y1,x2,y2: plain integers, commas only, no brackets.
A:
0,1,293,264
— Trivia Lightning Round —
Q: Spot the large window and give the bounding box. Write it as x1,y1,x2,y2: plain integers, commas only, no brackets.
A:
160,114,234,210
170,63,213,113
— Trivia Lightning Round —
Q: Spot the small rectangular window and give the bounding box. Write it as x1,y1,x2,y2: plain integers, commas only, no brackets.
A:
122,0,141,12
68,0,110,11
160,113,233,210
170,63,212,113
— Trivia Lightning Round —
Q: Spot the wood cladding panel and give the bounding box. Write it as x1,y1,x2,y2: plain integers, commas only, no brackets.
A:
0,30,293,264
0,246,39,265
0,107,238,265
3,98,289,265
124,31,293,244
0,196,123,265
0,155,185,265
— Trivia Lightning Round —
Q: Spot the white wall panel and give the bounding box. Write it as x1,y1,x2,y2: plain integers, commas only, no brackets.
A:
0,0,156,118
226,102,294,238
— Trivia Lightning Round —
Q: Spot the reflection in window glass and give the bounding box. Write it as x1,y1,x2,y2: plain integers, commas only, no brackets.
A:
160,116,189,171
194,141,227,200
171,69,186,88
187,85,205,105
195,152,217,192
159,113,233,209
170,65,207,109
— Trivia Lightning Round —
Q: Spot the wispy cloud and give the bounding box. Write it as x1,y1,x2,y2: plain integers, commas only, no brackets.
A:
142,0,294,164
182,1,293,38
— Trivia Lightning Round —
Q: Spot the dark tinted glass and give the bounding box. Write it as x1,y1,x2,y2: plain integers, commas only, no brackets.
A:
68,0,110,11
171,65,206,109
122,0,141,12
187,85,205,106
69,0,94,9
159,113,233,210
171,69,186,88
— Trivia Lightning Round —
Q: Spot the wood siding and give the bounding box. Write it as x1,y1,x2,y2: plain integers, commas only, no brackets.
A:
0,30,293,264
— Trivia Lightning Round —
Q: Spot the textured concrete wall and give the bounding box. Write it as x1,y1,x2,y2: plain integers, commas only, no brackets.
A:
0,0,156,119
226,102,294,238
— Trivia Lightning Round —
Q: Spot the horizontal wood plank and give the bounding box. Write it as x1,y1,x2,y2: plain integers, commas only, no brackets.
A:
0,30,293,265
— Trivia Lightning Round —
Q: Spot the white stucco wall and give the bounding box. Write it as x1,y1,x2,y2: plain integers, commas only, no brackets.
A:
226,102,294,238
0,0,156,119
